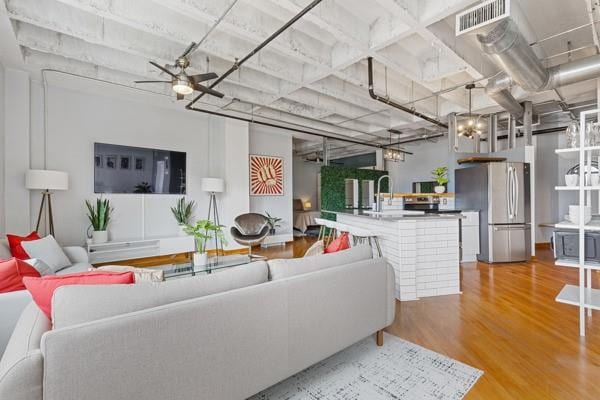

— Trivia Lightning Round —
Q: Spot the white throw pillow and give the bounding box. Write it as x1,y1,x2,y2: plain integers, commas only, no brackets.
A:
303,240,324,258
21,235,71,273
24,258,54,276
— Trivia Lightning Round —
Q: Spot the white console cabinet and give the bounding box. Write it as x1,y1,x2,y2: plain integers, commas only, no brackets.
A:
87,236,195,264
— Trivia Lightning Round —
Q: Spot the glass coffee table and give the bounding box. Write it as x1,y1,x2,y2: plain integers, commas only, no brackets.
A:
153,255,253,280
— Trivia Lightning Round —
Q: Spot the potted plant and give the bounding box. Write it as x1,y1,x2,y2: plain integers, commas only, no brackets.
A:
265,211,282,235
85,197,113,244
171,197,195,236
432,166,448,194
184,219,227,266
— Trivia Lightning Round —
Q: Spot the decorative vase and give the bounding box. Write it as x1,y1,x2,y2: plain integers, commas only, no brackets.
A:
178,224,188,236
193,252,208,266
434,185,445,194
92,230,108,244
269,228,276,235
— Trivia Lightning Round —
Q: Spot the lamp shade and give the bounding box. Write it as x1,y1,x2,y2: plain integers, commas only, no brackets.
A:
25,170,69,191
201,177,224,193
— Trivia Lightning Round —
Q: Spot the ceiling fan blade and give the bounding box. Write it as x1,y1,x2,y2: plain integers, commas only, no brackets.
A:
179,42,197,59
149,61,177,78
134,80,171,83
189,72,218,83
193,83,224,98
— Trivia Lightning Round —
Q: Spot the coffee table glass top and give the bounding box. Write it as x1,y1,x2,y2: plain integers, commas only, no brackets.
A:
154,255,252,280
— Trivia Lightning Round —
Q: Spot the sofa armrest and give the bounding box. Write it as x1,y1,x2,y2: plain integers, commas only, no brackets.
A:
62,246,89,264
0,290,32,359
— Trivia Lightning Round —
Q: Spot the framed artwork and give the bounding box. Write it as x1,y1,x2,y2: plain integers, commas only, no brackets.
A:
250,155,283,196
94,155,103,168
120,156,131,170
135,157,145,171
106,155,117,169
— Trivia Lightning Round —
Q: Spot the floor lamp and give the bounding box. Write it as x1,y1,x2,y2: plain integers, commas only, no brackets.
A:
25,170,69,236
202,177,225,256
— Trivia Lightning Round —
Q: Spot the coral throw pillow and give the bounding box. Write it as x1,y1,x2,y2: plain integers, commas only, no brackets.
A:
23,271,135,319
325,232,351,254
6,231,41,259
0,258,41,293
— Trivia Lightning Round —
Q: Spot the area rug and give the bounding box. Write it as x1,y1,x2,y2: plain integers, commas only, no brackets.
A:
250,333,482,400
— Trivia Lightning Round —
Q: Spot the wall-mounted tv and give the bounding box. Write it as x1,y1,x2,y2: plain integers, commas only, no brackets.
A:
94,143,187,194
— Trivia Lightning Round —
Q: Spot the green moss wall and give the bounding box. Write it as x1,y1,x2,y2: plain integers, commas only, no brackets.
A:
320,165,388,220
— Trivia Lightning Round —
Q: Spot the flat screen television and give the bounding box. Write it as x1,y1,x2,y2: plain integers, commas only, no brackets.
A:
94,143,187,194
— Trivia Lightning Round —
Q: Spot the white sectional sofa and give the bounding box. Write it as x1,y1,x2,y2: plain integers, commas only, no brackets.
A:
0,240,91,358
0,245,395,400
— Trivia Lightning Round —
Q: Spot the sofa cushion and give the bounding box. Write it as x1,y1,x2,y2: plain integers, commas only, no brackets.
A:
0,241,12,260
0,302,48,400
24,259,54,276
268,244,372,280
52,261,269,329
21,235,71,273
56,262,93,275
6,232,40,260
23,271,135,319
303,240,324,258
93,265,164,282
0,258,41,293
324,232,350,253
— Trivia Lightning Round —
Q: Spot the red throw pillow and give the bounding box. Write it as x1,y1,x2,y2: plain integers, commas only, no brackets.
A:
6,231,41,259
325,232,351,254
23,271,135,319
0,258,41,293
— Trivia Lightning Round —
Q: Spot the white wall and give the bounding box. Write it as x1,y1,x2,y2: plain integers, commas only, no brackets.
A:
0,71,251,249
0,63,4,235
249,124,293,236
292,156,320,210
387,138,450,193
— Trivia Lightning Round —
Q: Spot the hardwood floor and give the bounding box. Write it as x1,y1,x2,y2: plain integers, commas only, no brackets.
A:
258,238,600,399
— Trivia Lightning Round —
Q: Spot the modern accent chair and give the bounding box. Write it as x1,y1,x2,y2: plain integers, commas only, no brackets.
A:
230,213,270,258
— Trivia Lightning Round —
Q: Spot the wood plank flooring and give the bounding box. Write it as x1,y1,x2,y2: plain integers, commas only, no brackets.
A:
257,238,600,399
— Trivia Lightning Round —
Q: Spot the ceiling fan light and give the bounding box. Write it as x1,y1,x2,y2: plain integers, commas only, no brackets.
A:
173,80,193,95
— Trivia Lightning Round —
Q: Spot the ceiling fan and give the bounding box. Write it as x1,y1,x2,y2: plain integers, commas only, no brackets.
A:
135,42,224,100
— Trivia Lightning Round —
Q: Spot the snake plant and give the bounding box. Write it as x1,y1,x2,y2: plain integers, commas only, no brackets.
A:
85,197,112,231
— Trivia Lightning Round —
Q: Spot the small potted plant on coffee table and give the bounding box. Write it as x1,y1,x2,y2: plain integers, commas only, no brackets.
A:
170,197,195,236
184,219,226,266
432,166,448,194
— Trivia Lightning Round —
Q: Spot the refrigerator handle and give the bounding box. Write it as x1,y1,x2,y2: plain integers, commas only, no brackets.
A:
513,166,519,218
507,167,513,219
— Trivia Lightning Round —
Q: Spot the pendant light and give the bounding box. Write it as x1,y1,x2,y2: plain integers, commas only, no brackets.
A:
457,83,482,139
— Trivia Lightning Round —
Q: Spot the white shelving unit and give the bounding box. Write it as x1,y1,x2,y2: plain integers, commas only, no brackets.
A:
87,236,195,264
554,108,600,336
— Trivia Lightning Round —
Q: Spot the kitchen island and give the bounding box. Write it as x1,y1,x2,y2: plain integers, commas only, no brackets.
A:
327,210,462,301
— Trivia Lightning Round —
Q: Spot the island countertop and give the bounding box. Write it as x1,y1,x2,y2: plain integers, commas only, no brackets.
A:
323,209,465,221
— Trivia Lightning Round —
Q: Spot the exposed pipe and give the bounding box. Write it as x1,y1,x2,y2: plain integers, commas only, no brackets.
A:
187,0,323,107
367,57,448,129
479,18,600,118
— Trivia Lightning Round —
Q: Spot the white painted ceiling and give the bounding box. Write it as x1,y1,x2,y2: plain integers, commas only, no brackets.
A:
1,0,599,150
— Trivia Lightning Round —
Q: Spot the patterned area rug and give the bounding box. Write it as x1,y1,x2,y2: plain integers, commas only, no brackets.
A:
250,333,482,400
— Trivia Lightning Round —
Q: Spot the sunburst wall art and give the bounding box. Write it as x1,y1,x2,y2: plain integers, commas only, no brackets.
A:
250,155,284,196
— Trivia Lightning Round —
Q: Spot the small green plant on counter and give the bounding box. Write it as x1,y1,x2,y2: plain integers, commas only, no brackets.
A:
432,166,449,186
171,197,195,226
85,197,113,231
184,219,227,253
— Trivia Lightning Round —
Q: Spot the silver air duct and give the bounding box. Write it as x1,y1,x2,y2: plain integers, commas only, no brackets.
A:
476,17,600,117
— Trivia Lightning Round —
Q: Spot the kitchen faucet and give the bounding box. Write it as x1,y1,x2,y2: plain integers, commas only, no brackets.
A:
376,175,393,212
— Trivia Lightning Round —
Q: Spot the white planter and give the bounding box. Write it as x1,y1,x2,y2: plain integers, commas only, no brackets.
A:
193,252,208,266
92,230,108,244
434,185,446,194
178,225,188,236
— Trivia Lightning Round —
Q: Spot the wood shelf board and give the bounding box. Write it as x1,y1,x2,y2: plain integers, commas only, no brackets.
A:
555,146,600,159
554,220,600,231
456,156,506,164
555,186,600,191
555,259,600,270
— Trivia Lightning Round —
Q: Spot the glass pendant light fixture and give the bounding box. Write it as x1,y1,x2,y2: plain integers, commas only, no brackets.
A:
457,83,482,139
383,131,405,162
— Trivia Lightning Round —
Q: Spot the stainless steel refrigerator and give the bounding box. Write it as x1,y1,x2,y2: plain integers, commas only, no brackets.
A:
455,162,531,263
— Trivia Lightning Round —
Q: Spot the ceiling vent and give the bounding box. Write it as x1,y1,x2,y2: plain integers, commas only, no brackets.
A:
456,0,510,36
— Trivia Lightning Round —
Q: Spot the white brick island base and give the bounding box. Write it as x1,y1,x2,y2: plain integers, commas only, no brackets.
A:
336,213,461,301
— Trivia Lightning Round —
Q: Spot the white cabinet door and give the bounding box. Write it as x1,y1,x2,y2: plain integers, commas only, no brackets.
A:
461,226,480,262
